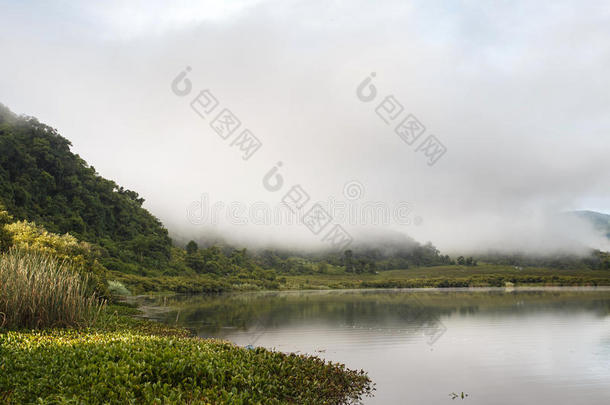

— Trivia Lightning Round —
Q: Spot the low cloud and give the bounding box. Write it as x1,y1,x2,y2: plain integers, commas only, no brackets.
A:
1,0,608,255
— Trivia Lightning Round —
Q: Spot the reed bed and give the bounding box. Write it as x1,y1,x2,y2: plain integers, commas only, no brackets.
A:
0,249,104,329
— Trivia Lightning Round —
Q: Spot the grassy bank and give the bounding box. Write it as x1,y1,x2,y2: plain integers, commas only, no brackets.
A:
282,264,610,290
112,272,281,295
113,264,610,294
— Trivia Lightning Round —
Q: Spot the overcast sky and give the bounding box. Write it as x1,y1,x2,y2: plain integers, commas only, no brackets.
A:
1,0,609,253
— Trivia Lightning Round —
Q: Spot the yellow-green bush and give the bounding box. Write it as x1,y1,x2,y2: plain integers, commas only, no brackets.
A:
6,220,92,268
3,219,109,297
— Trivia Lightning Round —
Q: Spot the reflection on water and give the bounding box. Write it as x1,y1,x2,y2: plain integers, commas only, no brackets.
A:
136,288,610,405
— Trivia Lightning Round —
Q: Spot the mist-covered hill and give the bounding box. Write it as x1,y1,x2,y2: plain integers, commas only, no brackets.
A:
569,210,610,240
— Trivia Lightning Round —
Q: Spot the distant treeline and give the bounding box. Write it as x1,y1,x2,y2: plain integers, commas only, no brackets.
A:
477,251,610,270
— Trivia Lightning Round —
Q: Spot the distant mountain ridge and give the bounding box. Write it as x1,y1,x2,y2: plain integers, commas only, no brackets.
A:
569,210,610,240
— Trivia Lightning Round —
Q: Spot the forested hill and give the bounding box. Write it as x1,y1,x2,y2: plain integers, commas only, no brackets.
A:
0,104,172,273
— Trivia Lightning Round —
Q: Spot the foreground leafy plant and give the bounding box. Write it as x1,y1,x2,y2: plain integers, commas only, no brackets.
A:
0,308,374,404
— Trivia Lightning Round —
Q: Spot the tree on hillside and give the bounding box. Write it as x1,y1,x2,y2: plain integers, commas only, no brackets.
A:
184,241,205,273
186,240,198,255
0,205,13,252
344,249,354,273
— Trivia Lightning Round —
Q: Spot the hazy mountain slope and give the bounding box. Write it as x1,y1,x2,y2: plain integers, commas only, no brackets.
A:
569,210,610,240
0,104,172,274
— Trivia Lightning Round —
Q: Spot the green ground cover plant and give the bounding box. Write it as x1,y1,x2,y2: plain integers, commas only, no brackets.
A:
0,305,374,404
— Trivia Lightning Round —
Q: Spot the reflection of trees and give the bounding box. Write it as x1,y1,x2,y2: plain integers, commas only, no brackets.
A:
135,289,610,336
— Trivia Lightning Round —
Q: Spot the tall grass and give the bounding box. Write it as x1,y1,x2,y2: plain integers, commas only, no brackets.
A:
0,249,104,329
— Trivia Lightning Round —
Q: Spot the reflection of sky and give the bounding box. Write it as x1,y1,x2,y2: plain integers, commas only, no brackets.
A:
221,308,610,404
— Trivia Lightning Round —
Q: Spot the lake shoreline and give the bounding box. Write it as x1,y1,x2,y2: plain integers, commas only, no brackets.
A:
115,264,610,295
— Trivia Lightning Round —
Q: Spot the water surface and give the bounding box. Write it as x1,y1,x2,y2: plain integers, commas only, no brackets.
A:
137,288,610,404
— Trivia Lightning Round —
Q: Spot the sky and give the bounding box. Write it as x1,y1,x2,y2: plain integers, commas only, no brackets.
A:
1,0,609,254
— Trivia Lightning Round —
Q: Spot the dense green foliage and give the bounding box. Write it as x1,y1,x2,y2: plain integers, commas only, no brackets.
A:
0,249,103,329
247,241,453,276
0,104,171,275
0,207,12,251
0,307,373,404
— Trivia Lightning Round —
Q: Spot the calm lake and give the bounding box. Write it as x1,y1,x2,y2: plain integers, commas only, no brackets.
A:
136,288,610,404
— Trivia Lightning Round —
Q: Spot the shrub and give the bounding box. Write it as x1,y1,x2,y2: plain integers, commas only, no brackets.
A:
107,280,131,296
3,220,110,298
0,249,104,329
